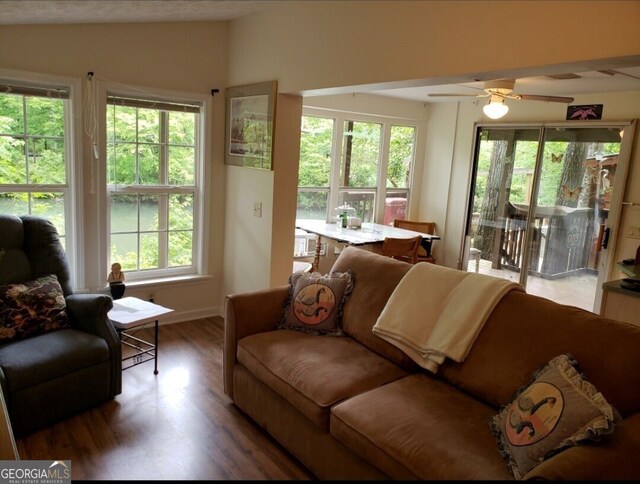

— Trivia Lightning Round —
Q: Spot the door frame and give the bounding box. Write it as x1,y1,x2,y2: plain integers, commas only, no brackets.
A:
592,119,637,312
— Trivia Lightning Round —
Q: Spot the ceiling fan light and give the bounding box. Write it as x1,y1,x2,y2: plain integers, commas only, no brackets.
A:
483,97,509,119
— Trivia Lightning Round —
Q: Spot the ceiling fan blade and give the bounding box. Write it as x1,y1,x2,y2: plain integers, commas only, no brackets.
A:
517,94,575,103
427,93,485,98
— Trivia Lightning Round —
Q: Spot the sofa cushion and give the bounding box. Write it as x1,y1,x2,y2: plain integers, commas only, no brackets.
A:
21,215,72,296
330,247,418,370
0,215,32,286
0,328,110,392
330,374,513,480
490,354,619,480
438,290,640,418
0,274,71,343
278,270,353,336
237,329,408,430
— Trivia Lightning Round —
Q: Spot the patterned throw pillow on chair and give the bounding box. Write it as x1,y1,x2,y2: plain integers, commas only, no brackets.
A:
490,353,620,479
279,270,354,336
0,274,71,343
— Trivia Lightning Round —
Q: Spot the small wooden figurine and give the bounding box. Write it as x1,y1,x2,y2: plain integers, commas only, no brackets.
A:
108,262,126,299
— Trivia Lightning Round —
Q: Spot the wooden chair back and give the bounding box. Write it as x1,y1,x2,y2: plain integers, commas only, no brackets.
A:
393,219,436,235
392,219,437,264
381,235,423,264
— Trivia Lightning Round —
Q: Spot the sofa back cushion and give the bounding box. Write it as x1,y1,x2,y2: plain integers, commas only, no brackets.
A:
0,215,31,286
0,215,71,297
438,290,640,418
330,247,417,370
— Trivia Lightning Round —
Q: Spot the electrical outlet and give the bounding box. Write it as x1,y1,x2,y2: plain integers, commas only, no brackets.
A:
253,202,262,218
628,226,640,239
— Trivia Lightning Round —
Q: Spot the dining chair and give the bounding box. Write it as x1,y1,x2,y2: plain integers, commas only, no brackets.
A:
393,219,437,264
381,235,423,264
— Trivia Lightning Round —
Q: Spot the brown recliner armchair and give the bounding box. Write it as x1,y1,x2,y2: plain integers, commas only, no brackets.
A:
0,214,121,436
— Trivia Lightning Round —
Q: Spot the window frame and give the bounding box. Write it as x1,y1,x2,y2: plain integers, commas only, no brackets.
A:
0,69,83,288
98,82,211,284
299,107,418,224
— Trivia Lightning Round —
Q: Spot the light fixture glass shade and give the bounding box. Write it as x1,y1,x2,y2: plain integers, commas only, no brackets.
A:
483,98,509,119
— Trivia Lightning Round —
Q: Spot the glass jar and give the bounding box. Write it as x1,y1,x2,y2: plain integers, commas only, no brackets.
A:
334,204,356,224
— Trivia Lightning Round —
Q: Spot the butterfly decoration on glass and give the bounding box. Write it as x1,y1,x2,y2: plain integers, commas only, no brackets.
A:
551,153,564,163
561,185,582,202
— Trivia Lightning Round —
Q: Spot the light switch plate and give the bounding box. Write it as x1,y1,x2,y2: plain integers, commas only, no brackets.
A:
253,202,262,218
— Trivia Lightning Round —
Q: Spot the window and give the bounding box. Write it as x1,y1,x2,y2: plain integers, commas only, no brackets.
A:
297,110,417,225
339,120,381,222
0,80,72,248
106,94,203,279
298,116,333,219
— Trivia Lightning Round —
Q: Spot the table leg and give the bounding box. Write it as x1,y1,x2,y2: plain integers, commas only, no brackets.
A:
312,234,322,272
154,319,159,375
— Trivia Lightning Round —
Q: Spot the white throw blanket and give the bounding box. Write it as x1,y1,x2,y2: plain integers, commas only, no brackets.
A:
372,263,523,373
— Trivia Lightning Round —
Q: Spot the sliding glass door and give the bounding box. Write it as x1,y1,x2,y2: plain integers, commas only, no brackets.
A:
465,123,627,311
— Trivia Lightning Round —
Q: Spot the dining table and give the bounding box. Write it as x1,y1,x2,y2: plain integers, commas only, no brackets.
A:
295,219,441,272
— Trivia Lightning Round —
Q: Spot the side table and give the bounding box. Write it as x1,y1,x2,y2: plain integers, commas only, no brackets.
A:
108,296,174,374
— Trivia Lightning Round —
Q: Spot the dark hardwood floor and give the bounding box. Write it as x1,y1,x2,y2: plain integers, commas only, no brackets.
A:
16,317,312,480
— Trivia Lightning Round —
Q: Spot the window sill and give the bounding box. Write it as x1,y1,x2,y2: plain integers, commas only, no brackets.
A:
98,274,213,293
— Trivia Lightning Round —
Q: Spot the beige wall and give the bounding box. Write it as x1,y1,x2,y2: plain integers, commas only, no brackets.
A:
270,94,303,287
229,0,640,94
226,0,640,296
0,22,229,320
1,1,639,312
221,93,302,297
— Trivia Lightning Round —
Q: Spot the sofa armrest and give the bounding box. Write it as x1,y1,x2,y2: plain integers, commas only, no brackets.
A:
523,412,640,480
223,286,289,400
66,294,122,396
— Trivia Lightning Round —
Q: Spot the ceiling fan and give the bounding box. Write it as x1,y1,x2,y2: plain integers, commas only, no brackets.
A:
427,79,574,119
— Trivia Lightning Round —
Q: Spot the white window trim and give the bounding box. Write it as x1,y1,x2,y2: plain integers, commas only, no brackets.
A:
96,81,211,287
0,68,83,289
302,106,419,223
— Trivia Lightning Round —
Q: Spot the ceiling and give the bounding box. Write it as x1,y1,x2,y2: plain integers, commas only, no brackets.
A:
0,0,271,24
369,67,640,103
1,0,639,102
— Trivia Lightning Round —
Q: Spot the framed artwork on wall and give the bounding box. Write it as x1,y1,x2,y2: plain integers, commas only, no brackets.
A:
225,80,278,170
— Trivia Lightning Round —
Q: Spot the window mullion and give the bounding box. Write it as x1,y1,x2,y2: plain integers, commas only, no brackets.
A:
377,124,392,223
328,115,344,221
135,110,140,185
158,112,169,269
22,97,30,185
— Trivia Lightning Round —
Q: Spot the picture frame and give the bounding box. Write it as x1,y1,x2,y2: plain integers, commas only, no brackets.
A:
225,80,278,170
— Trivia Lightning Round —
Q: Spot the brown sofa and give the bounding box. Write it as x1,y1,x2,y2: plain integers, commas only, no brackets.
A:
224,246,640,480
